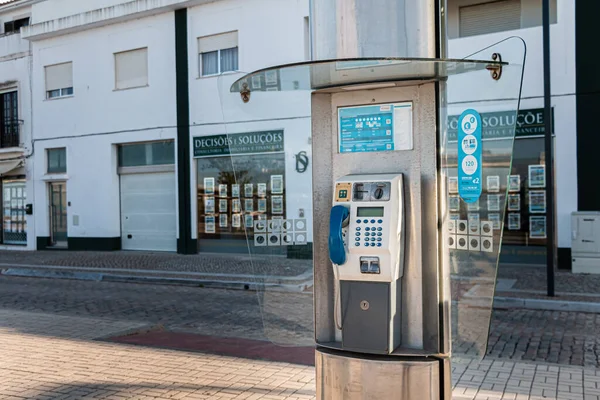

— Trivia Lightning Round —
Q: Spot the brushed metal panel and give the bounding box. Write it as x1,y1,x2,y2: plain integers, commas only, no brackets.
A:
316,349,440,400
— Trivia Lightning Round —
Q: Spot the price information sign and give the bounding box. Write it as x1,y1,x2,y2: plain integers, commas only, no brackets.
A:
458,109,482,203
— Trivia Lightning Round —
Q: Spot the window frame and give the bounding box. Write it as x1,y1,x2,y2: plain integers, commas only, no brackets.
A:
200,46,239,77
47,148,67,174
45,62,74,100
114,47,150,91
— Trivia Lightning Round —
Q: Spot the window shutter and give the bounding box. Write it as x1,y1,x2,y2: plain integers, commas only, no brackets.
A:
198,31,238,53
115,48,148,90
45,62,73,92
459,0,521,38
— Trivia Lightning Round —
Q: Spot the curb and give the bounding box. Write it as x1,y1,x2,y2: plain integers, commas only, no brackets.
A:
494,297,600,313
1,268,312,293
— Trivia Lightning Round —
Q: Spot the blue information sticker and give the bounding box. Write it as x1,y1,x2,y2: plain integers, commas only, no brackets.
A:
457,109,482,203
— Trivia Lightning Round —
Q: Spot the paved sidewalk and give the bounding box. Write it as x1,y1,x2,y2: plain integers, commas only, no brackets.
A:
0,309,599,399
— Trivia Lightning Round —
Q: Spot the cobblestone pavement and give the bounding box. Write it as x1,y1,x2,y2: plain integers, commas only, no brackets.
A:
0,309,599,399
498,264,600,295
1,275,600,368
0,250,312,279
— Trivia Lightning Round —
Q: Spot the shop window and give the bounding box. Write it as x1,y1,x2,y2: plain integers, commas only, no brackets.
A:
1,180,27,245
115,48,149,90
0,91,19,148
4,17,30,35
45,62,73,99
118,141,174,167
47,148,67,174
198,31,239,76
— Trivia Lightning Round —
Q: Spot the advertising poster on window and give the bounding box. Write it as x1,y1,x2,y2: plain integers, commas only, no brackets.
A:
205,216,216,233
219,199,228,213
232,199,241,213
448,177,458,194
528,165,546,188
450,213,460,221
508,175,521,192
245,199,254,212
258,198,267,213
232,214,241,228
272,196,284,214
467,199,480,212
205,197,215,214
245,214,254,228
449,196,460,212
219,184,228,198
508,213,521,230
487,176,500,193
488,213,501,230
529,190,546,213
258,183,267,197
530,216,547,239
244,184,254,198
204,178,215,195
271,175,284,194
508,194,520,211
232,184,240,198
219,214,228,228
468,213,480,223
487,195,500,211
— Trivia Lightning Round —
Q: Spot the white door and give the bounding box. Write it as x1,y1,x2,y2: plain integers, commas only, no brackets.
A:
120,172,177,252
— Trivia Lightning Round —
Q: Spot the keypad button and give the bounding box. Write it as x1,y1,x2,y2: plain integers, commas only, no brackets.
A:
365,227,370,231
357,220,361,224
377,232,382,236
377,238,382,242
355,242,360,247
371,220,376,224
365,238,370,242
363,219,368,223
377,243,382,247
378,219,383,224
371,243,376,247
355,232,360,237
377,227,382,231
356,227,361,231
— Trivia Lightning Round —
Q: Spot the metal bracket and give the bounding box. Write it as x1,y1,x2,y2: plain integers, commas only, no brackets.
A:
240,82,251,103
486,53,503,81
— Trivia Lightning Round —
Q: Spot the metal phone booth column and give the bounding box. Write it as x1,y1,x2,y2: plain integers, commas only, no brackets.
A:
219,1,526,398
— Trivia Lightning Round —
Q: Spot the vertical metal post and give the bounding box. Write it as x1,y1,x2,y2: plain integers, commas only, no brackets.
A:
543,0,555,297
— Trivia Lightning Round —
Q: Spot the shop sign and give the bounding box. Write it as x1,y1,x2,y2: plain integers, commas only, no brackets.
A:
447,108,553,142
194,130,284,158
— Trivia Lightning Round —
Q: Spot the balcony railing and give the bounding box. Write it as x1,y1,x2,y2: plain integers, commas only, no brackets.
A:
0,120,20,148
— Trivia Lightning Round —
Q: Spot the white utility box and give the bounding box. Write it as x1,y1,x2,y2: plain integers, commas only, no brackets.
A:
572,212,600,274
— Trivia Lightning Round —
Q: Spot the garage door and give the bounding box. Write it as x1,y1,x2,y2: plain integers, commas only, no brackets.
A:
120,172,177,252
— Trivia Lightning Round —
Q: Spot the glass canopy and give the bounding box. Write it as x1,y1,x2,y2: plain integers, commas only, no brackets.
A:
229,57,507,92
201,37,525,360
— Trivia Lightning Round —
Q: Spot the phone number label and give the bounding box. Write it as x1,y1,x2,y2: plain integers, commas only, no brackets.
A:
458,109,482,203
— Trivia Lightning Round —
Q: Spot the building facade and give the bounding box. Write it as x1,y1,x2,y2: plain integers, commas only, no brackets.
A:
0,0,584,271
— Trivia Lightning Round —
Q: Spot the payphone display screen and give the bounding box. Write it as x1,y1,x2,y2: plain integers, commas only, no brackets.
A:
357,207,384,217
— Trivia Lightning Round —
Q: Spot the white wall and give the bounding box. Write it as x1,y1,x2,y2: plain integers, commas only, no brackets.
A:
448,0,576,248
31,12,177,242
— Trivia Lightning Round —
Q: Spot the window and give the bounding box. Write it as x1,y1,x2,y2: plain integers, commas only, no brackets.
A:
47,148,67,174
115,48,149,90
118,141,175,167
198,31,239,76
0,91,19,148
459,0,521,38
4,17,30,35
45,62,73,99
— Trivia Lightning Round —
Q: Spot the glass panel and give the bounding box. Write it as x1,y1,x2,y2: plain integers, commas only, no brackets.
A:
47,148,66,173
2,180,27,245
150,141,175,165
201,51,219,76
220,47,239,73
217,72,314,347
443,37,526,359
119,141,175,167
229,57,506,93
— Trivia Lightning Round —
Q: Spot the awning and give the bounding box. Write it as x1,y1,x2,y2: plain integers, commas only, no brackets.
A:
0,159,22,176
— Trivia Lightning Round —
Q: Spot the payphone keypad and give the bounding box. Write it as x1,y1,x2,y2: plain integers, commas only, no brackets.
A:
354,220,384,247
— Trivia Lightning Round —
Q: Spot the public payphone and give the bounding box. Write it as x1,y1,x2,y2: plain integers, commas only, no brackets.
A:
329,174,404,354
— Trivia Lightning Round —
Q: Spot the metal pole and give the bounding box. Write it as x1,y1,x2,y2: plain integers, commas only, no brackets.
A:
543,0,555,297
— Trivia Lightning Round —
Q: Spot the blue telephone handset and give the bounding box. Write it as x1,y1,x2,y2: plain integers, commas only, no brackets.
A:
329,205,349,265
